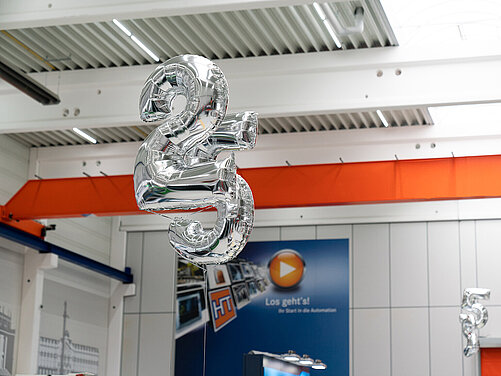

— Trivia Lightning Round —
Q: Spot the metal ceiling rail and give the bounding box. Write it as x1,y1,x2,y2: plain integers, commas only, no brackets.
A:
0,221,133,284
5,107,432,148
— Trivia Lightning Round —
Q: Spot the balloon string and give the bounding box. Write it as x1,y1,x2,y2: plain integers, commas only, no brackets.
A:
144,208,211,270
202,269,208,376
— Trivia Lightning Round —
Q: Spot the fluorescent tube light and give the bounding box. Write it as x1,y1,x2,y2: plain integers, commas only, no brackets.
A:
113,19,160,62
112,19,132,37
313,2,327,20
72,128,97,144
131,35,160,62
376,109,389,127
313,2,342,48
323,20,342,48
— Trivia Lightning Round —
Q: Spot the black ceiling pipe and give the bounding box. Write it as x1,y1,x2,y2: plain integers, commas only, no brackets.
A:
0,59,60,105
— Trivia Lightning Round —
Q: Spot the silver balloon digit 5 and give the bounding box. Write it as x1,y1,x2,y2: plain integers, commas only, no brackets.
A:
459,287,490,357
133,55,257,265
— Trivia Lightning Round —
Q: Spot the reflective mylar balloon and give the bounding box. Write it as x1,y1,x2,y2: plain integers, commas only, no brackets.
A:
459,288,490,357
134,55,257,265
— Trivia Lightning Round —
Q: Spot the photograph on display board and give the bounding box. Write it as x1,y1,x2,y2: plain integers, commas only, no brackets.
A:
206,264,231,290
247,280,258,297
175,260,208,339
177,259,205,287
0,303,15,376
0,247,23,376
256,279,267,293
38,301,100,376
175,239,349,376
231,283,251,309
227,263,245,283
176,293,203,331
38,268,109,376
241,263,255,279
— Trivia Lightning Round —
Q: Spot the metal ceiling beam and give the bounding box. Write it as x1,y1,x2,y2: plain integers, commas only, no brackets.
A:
0,58,60,105
22,108,501,179
0,0,330,30
0,41,500,133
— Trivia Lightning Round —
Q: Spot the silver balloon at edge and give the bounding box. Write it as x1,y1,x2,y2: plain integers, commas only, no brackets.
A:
459,287,490,357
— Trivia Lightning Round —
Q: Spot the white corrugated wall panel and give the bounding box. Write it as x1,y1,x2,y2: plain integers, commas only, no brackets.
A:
0,134,29,204
44,216,113,264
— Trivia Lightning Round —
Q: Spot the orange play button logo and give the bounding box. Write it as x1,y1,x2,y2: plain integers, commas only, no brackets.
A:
268,249,305,288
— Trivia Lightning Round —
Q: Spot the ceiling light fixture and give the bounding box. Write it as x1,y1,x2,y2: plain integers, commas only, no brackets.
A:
113,19,160,62
0,59,60,105
131,35,160,62
312,360,327,370
112,19,132,37
376,109,389,127
323,20,342,48
313,2,342,48
313,2,327,20
282,350,301,362
72,128,97,144
298,354,314,366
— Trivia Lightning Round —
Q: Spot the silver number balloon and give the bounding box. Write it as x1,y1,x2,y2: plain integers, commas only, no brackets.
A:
459,288,490,357
134,55,257,265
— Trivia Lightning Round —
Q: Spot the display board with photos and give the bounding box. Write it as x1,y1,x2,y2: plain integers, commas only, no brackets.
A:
175,239,349,376
175,257,269,338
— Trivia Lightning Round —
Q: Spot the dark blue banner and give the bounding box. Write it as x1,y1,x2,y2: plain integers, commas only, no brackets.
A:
175,239,349,376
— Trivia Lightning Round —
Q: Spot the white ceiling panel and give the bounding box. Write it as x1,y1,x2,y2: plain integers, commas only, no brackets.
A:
0,0,397,73
6,107,432,148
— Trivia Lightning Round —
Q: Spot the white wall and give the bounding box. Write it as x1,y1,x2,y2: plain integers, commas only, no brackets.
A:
0,134,113,265
121,217,501,376
121,231,177,376
0,135,29,204
45,216,113,264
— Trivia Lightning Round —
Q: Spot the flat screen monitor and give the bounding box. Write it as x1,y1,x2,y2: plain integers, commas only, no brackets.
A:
176,293,202,330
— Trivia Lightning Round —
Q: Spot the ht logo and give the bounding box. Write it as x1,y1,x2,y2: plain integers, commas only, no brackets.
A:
212,295,233,320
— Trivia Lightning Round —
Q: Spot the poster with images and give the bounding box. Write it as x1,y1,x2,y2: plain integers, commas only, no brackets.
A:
0,245,24,376
175,239,349,376
38,262,110,376
0,302,16,376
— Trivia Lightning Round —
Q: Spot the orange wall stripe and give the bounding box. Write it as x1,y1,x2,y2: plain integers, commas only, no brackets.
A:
6,155,501,220
481,348,501,375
